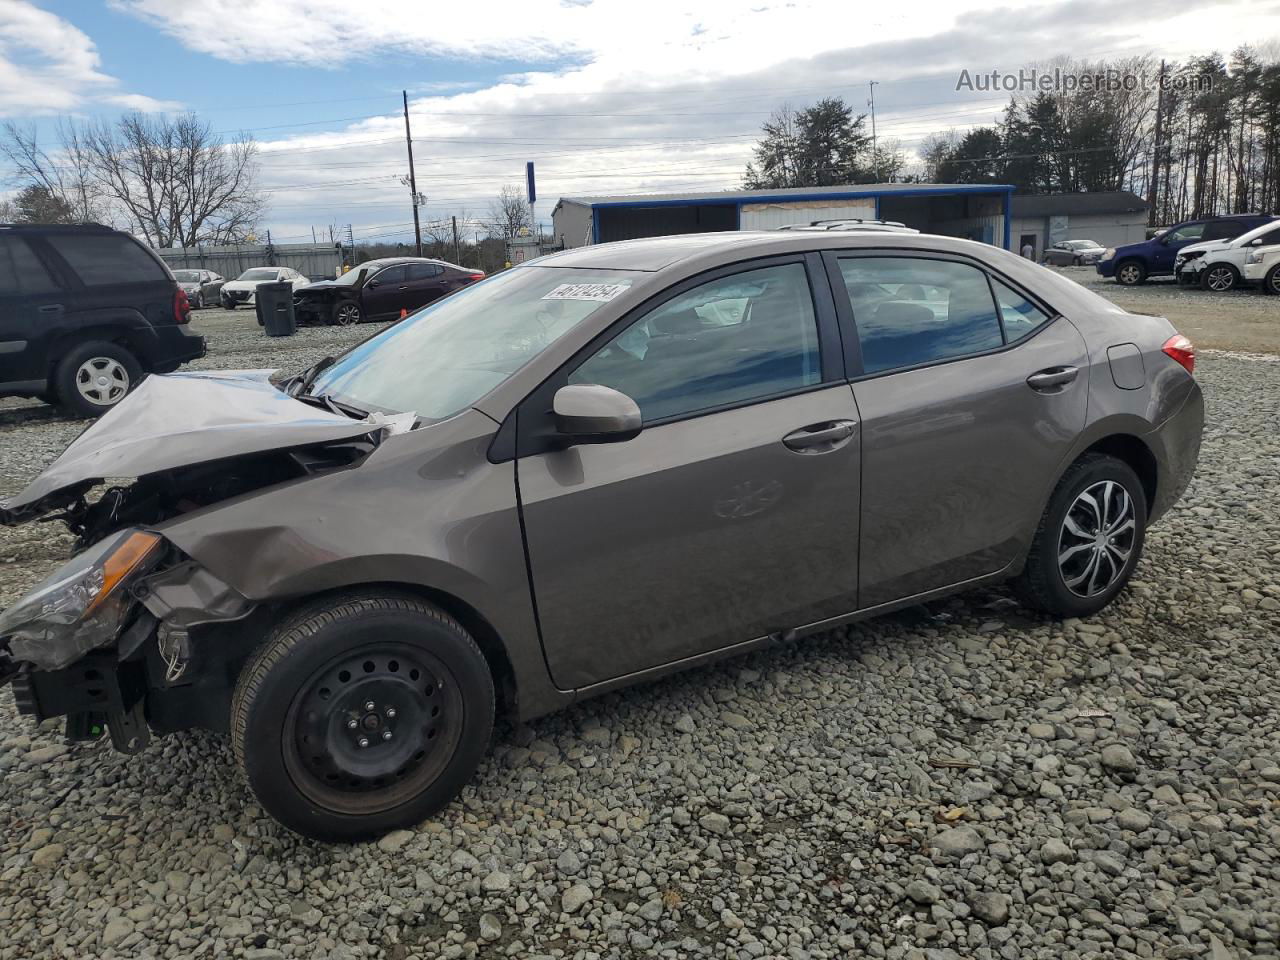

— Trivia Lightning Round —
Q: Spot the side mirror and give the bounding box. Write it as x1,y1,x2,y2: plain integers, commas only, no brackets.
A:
366,278,380,288
552,384,642,444
1250,237,1264,245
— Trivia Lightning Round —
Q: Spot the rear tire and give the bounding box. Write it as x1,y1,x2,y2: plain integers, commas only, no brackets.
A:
53,341,142,418
1114,260,1146,286
1015,454,1147,618
231,592,494,842
1264,265,1280,295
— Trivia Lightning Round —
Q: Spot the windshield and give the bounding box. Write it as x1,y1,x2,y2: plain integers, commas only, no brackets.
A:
238,268,278,281
333,263,386,285
310,267,637,421
174,270,201,282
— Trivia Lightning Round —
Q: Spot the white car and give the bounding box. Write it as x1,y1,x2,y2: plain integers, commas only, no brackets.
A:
1175,219,1280,291
220,267,311,309
1242,244,1280,294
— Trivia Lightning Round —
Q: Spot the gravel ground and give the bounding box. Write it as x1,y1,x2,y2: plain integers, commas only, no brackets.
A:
1050,266,1280,356
1,303,1279,960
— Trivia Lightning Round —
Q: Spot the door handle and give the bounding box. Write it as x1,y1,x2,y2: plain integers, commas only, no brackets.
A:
1027,366,1079,392
782,419,857,453
38,304,64,314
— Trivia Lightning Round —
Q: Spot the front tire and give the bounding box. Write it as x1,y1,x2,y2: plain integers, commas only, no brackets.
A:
1114,260,1146,286
1200,264,1239,292
333,302,362,326
1015,454,1147,618
231,593,494,842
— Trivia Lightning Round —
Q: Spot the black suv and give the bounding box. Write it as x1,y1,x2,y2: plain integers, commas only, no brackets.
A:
0,223,206,417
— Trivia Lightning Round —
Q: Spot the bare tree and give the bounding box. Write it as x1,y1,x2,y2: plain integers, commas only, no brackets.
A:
0,120,101,222
489,184,531,241
77,113,262,247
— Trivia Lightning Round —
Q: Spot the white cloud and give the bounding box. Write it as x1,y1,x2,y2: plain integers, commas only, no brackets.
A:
0,0,179,116
109,0,1280,241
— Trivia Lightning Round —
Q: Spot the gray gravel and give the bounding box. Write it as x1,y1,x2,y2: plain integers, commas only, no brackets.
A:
2,309,1279,959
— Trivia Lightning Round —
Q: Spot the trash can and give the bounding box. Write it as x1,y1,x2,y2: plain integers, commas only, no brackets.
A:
255,281,297,337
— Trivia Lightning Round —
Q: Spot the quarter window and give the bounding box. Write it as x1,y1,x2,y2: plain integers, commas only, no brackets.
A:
43,233,167,286
991,278,1051,342
836,257,1003,374
0,236,60,295
571,262,822,422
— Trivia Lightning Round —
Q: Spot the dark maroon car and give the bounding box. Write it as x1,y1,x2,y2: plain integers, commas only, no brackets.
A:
294,257,485,326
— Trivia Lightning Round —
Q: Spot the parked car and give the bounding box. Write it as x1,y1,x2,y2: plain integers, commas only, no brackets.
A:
1241,243,1280,294
1174,219,1280,291
1096,214,1276,285
776,219,919,233
220,266,310,309
1041,239,1106,266
293,258,485,325
0,230,1203,841
0,223,205,417
172,269,225,308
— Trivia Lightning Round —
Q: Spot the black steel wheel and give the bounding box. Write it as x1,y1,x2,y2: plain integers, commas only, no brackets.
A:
232,593,494,841
284,643,462,815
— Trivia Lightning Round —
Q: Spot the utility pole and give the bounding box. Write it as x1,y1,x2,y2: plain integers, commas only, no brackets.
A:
868,81,879,182
452,215,461,265
403,90,422,257
1147,60,1167,227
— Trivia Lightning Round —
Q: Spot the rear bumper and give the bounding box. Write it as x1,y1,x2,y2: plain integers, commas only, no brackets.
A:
145,325,206,373
1148,379,1204,524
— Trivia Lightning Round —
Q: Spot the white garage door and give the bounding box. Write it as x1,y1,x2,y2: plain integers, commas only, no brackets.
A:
740,199,877,231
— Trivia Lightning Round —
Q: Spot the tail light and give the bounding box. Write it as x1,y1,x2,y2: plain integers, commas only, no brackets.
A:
1162,333,1195,374
174,288,192,324
466,272,485,282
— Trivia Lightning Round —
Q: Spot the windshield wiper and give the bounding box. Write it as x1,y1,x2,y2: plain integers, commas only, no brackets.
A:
288,355,336,397
294,391,368,419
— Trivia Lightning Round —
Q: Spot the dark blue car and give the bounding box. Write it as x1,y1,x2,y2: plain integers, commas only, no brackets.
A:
1096,214,1276,285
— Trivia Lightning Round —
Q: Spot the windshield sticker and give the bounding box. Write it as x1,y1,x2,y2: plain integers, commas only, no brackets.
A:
541,282,631,302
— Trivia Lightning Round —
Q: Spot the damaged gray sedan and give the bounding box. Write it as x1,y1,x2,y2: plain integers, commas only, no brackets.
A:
0,231,1203,840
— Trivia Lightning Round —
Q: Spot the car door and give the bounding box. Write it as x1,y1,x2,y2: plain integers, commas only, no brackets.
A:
0,234,66,389
1154,222,1204,272
404,262,447,310
359,264,407,318
516,256,861,690
825,251,1088,608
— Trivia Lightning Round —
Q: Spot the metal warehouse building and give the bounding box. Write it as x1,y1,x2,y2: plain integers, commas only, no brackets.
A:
551,183,1015,250
1009,191,1150,261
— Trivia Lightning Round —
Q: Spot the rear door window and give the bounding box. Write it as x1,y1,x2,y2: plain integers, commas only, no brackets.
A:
0,235,61,296
1204,220,1242,241
43,233,167,286
407,263,444,281
836,257,1004,374
991,278,1052,342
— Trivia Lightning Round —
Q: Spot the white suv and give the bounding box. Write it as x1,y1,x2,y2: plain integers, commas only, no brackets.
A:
1175,219,1280,291
1242,244,1280,295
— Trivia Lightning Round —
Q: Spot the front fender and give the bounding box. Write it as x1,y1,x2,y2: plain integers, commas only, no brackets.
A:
155,409,568,720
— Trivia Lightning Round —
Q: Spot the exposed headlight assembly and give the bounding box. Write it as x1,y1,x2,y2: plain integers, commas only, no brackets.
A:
0,529,163,671
1247,250,1267,264
1102,248,1115,260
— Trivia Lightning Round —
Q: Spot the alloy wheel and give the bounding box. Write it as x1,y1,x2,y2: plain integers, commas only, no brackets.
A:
335,303,360,325
1270,269,1280,295
1205,267,1235,291
75,357,130,407
283,644,462,815
1057,480,1136,598
1117,264,1141,285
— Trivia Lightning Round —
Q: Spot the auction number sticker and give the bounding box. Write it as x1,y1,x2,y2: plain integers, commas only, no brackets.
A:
541,282,630,302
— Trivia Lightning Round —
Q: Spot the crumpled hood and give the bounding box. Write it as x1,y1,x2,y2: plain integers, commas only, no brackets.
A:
0,370,405,522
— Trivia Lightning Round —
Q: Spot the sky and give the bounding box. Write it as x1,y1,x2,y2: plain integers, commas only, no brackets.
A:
0,0,1275,247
